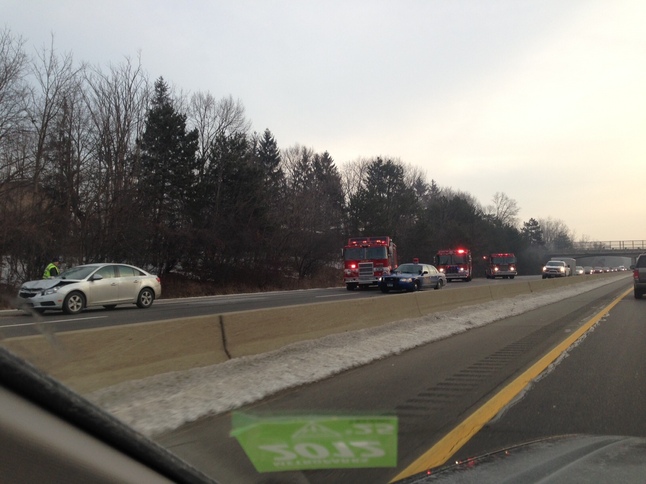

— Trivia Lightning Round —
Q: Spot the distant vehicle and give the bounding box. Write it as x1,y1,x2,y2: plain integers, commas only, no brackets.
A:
575,266,585,275
593,267,604,274
380,260,446,292
343,236,397,291
550,257,576,277
542,260,570,278
18,263,161,314
632,254,646,299
485,253,517,279
435,248,473,282
584,266,593,274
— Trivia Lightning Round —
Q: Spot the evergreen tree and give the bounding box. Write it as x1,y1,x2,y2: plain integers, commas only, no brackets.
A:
137,77,199,273
283,147,345,278
255,128,283,190
348,157,418,237
521,218,545,246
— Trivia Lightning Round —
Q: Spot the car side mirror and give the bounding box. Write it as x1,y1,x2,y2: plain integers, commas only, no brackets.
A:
630,265,635,270
91,274,104,281
422,271,429,275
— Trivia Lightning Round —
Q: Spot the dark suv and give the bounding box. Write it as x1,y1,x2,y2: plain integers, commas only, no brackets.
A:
632,254,646,299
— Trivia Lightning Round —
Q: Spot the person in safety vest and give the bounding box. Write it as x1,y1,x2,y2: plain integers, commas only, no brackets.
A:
43,257,61,279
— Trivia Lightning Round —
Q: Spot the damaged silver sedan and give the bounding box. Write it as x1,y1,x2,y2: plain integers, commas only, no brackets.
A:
18,263,161,314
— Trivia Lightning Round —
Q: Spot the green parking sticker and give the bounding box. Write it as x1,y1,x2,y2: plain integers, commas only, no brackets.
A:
231,413,398,472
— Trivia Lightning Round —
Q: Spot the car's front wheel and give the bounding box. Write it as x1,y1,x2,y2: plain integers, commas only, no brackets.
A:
434,279,444,290
63,291,85,315
136,288,155,308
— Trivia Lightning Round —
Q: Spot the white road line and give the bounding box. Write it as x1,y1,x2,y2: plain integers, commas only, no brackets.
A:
155,294,270,305
315,293,355,298
0,315,107,329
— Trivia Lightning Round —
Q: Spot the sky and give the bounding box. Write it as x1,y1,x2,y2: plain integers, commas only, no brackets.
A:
89,275,624,437
5,0,646,242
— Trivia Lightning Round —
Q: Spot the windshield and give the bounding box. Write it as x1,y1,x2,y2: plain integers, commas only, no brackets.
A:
437,254,468,265
345,246,387,260
394,264,423,274
1,3,643,484
58,265,98,280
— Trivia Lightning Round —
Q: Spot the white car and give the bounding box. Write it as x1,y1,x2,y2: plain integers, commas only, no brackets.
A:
541,260,570,278
18,263,161,314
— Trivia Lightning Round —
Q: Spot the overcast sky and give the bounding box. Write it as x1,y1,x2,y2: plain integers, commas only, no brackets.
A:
5,1,645,242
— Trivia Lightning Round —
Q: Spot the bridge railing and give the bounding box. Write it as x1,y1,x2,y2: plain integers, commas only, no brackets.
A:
571,240,646,251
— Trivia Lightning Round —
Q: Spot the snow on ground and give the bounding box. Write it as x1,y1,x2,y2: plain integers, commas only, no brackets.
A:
89,276,627,437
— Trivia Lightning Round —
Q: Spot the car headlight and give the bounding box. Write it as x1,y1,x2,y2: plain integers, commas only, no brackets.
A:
42,287,61,296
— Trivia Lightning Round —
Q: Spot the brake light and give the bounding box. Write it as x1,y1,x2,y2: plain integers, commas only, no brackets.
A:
350,263,357,269
635,269,639,280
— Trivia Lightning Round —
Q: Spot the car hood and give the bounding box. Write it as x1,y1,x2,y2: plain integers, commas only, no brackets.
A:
398,435,646,483
20,278,80,291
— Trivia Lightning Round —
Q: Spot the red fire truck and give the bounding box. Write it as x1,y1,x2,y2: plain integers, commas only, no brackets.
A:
485,253,517,279
343,236,397,290
434,248,473,282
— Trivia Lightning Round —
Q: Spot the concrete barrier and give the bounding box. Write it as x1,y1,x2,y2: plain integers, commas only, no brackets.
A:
3,274,624,393
222,292,423,358
3,316,229,393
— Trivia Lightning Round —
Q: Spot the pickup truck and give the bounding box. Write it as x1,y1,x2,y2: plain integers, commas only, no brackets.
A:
632,254,646,299
542,260,570,278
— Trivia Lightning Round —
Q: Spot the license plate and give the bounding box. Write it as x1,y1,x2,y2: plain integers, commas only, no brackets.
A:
387,283,393,287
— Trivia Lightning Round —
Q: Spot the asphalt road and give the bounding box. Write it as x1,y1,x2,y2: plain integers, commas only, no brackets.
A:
154,277,634,484
452,278,646,463
0,275,541,338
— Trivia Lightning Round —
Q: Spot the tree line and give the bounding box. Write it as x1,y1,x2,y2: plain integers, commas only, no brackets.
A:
0,29,575,291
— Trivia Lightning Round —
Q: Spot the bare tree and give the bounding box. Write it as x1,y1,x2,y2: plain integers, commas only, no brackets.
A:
486,192,520,227
0,28,29,145
83,57,149,261
188,92,251,167
339,157,371,206
538,217,574,250
26,35,83,188
0,28,30,185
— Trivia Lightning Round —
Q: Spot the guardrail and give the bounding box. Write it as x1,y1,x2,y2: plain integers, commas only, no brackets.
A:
2,274,628,394
570,240,646,250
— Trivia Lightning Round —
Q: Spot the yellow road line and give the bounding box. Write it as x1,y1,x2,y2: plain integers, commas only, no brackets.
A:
390,287,632,482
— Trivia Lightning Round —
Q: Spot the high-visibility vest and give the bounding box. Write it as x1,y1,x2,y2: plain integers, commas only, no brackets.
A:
43,263,59,279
